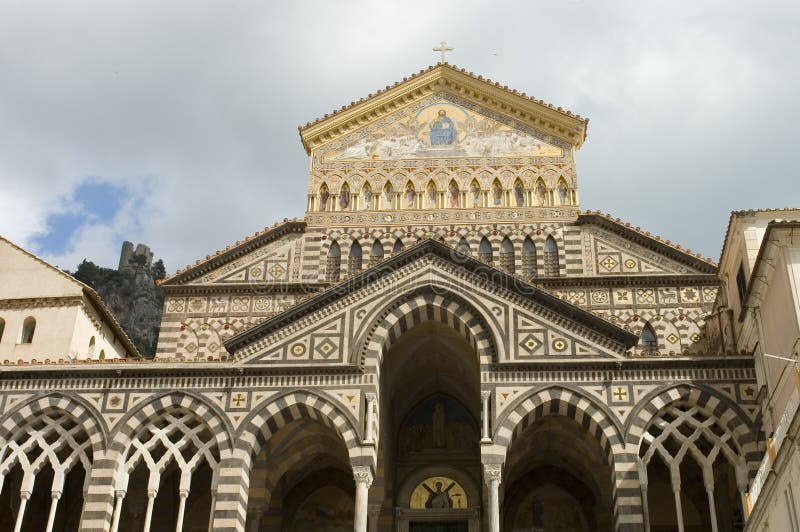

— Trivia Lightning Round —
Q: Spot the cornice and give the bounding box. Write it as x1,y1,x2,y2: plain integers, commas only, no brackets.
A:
534,274,719,289
0,296,83,310
161,283,325,296
299,64,588,155
161,220,306,286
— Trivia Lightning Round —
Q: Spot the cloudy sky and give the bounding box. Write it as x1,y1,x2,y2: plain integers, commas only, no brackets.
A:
1,0,798,273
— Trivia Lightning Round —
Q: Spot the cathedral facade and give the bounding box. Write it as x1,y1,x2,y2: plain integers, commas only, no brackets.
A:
0,64,767,532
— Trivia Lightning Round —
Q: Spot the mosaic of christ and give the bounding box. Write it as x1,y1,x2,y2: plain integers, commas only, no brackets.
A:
324,102,563,161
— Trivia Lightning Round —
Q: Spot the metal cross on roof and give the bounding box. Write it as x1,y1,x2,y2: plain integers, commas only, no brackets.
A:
433,41,454,63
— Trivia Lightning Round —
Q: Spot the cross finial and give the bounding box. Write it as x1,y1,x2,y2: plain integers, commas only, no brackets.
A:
433,41,454,63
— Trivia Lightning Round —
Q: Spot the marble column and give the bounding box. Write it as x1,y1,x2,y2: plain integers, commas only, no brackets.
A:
364,393,377,444
480,391,492,443
483,464,502,532
353,466,374,532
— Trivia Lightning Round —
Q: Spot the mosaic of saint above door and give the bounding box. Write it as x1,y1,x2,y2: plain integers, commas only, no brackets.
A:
324,102,563,161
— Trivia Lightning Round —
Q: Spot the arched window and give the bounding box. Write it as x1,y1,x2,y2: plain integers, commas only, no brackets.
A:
370,239,384,266
392,239,404,255
404,182,416,208
362,183,373,211
500,237,515,274
522,237,537,278
0,317,5,344
339,183,350,210
326,241,341,282
534,179,548,206
20,316,36,344
88,336,96,358
447,180,459,208
513,179,525,207
99,349,106,361
641,322,658,353
556,179,569,206
469,180,481,207
458,237,471,255
478,237,493,263
544,237,559,277
426,181,437,208
349,241,363,276
491,179,503,206
318,183,330,211
383,181,394,209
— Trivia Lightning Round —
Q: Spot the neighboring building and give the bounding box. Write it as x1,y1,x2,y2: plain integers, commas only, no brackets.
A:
0,236,139,363
714,210,800,531
0,64,770,532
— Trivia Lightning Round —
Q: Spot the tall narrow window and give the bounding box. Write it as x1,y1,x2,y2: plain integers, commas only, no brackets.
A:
736,263,748,304
20,316,36,344
318,183,330,211
641,322,658,354
513,179,525,207
0,317,5,344
522,237,537,279
339,183,350,210
426,181,437,208
500,237,515,274
556,179,569,205
392,239,404,255
534,179,547,206
383,181,394,209
326,241,341,282
88,336,96,358
349,241,363,276
458,237,471,255
544,237,559,277
478,237,493,263
370,240,384,266
447,180,460,208
362,183,373,211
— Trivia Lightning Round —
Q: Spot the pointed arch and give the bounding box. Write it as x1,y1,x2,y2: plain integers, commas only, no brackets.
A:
358,289,499,370
469,179,481,207
478,236,493,263
534,178,548,206
544,236,560,277
370,239,384,266
392,238,404,255
447,179,460,208
425,180,437,208
513,178,525,207
88,336,96,358
404,181,416,208
491,178,503,206
339,182,350,210
522,237,537,278
556,178,570,206
361,182,372,211
500,237,515,274
318,182,330,211
326,240,341,283
640,321,657,354
382,181,394,209
348,240,363,276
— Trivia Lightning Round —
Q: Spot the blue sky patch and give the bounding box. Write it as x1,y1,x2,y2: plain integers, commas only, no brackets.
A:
31,181,126,256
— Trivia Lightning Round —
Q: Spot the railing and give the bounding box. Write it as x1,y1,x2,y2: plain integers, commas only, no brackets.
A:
747,384,800,512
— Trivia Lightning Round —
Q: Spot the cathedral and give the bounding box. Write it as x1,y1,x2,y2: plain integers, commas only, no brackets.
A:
5,62,800,532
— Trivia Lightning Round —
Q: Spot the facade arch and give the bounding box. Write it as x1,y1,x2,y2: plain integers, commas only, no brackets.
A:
494,385,625,464
358,288,500,371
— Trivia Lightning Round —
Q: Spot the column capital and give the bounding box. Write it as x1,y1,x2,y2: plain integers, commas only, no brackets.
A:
353,466,374,487
483,463,502,485
365,392,377,403
481,390,492,401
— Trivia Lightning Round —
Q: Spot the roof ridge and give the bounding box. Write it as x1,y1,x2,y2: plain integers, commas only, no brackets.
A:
578,210,717,266
298,63,588,132
161,218,305,284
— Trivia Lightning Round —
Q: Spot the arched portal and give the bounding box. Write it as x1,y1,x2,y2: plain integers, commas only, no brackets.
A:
503,415,614,531
377,319,482,531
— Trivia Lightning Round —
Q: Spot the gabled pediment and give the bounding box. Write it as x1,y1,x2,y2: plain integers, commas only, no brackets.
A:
299,64,589,156
576,214,718,276
160,221,306,286
225,240,638,366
